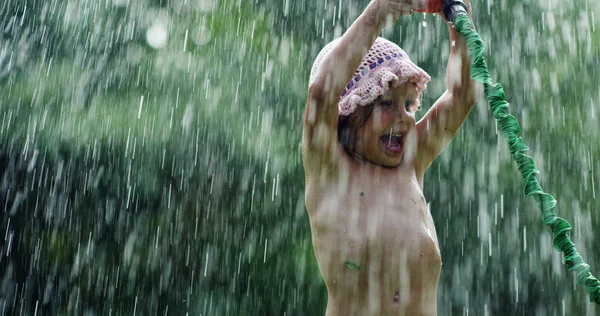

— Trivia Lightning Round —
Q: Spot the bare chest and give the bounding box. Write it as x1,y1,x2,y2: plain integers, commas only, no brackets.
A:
308,173,440,262
305,169,441,308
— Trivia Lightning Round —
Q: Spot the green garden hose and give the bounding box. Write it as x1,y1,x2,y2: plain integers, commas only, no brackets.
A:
447,9,600,304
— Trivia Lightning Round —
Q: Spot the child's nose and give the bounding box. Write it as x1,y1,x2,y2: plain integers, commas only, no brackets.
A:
393,104,414,125
394,103,409,118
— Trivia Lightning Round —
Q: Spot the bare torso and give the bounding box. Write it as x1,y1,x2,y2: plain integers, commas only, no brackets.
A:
302,1,478,313
305,157,442,316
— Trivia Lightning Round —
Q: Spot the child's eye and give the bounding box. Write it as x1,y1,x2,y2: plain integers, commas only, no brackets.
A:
405,100,417,112
380,100,393,107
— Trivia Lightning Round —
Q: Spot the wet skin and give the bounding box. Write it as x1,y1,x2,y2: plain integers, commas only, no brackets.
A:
304,84,442,315
303,2,477,314
305,161,442,316
352,84,419,168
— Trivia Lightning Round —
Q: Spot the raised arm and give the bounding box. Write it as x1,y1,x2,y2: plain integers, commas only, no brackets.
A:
414,1,478,175
303,1,420,173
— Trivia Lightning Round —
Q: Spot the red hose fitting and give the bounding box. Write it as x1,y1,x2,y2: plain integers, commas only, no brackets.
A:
416,0,444,13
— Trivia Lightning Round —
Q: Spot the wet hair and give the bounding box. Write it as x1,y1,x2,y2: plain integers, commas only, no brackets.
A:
337,101,375,156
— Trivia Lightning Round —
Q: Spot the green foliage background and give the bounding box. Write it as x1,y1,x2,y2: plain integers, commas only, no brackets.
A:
1,0,599,314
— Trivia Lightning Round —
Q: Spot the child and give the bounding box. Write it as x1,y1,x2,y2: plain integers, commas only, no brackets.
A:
302,0,477,315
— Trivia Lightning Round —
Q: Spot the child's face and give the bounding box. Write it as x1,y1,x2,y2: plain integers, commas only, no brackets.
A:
353,83,419,167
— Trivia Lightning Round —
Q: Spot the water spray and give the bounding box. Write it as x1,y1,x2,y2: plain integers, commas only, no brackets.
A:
426,0,600,305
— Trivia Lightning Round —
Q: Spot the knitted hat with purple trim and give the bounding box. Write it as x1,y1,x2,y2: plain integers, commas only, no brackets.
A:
310,37,431,116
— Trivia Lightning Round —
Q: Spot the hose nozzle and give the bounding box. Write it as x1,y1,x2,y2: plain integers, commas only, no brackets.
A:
443,0,468,23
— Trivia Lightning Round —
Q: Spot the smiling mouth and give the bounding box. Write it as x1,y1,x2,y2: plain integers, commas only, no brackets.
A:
380,133,404,153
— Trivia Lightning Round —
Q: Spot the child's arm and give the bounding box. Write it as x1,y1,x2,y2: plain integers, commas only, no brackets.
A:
303,1,418,172
414,1,478,175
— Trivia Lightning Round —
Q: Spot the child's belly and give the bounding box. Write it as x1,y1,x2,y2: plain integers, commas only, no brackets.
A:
309,186,442,314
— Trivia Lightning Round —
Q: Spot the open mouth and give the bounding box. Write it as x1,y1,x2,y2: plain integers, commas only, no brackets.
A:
380,133,403,153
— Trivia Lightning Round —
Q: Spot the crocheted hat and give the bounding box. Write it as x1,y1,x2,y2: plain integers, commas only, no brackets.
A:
310,37,431,116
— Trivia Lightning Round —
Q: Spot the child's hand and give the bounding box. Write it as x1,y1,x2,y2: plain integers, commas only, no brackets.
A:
372,0,428,23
